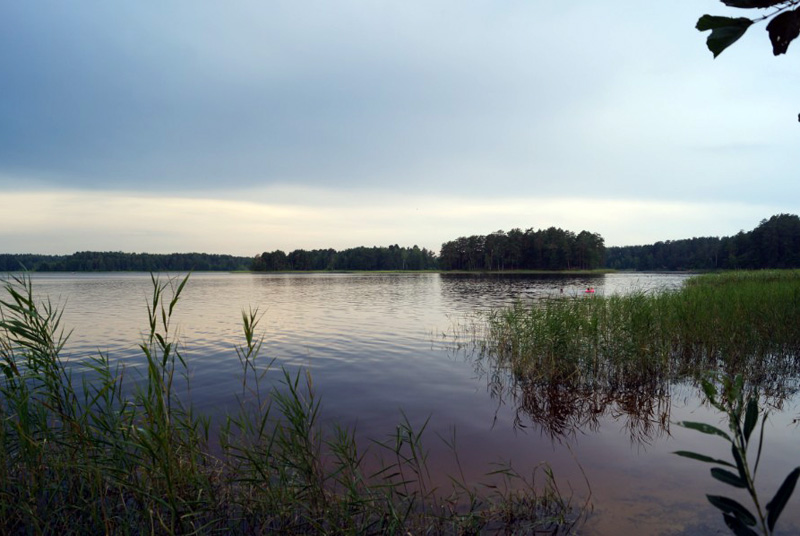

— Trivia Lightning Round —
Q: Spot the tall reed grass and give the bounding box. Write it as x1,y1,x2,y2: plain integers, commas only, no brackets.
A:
0,273,579,535
479,270,800,391
465,270,800,440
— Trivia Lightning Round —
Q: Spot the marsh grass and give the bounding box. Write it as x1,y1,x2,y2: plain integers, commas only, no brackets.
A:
0,273,579,535
461,270,800,440
479,270,800,389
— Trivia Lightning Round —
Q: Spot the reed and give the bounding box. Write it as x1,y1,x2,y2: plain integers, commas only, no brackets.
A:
0,273,579,535
478,270,800,391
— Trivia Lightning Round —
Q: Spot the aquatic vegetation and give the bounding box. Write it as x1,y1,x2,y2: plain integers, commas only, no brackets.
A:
675,374,800,536
0,273,580,534
458,270,800,532
483,270,800,378
465,270,800,440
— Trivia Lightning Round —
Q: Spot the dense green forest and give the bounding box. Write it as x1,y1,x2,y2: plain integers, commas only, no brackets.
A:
251,245,438,272
606,214,800,271
5,213,799,273
0,252,252,272
438,227,606,271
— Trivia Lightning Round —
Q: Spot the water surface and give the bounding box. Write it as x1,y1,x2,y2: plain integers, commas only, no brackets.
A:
20,271,800,535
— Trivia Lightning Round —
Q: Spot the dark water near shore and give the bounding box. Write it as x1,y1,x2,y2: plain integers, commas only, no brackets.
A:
20,272,800,535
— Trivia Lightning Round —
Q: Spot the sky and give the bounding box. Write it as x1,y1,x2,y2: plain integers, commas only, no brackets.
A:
1,1,798,256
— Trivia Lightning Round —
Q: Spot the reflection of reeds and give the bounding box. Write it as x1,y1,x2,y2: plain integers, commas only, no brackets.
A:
469,270,800,441
505,376,672,444
0,273,581,534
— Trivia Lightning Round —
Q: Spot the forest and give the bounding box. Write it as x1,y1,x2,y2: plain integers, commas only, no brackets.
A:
3,214,799,273
251,245,438,272
438,227,606,271
0,252,252,272
605,214,800,271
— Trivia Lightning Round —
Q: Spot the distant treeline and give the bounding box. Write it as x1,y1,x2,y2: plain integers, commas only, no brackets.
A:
606,214,800,271
7,213,799,274
252,245,438,271
439,227,605,271
0,251,252,272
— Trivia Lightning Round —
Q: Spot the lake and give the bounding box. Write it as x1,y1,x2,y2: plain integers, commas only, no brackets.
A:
15,271,800,535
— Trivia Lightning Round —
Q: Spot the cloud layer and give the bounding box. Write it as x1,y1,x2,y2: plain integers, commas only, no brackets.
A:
1,1,798,254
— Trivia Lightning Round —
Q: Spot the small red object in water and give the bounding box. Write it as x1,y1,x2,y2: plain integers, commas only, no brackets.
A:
585,288,595,293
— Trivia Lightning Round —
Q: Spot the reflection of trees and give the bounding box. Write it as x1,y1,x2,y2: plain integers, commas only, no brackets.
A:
438,273,605,311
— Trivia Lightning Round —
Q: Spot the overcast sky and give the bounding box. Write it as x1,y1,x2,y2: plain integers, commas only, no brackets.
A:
1,1,798,256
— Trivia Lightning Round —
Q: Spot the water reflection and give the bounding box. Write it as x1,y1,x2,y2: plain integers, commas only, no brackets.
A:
18,272,800,535
439,272,690,311
457,290,800,447
473,350,674,443
469,337,800,443
439,273,606,310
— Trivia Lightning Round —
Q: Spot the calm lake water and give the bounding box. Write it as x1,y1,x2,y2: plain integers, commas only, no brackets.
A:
17,272,800,535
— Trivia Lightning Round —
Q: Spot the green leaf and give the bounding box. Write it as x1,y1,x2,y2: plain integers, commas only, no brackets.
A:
766,467,800,531
766,8,800,56
678,420,732,441
674,450,735,467
711,467,748,488
707,495,757,526
743,398,758,444
696,15,753,57
168,273,190,316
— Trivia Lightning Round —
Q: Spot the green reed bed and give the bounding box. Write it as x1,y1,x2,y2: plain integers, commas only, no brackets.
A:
480,270,800,390
0,273,579,535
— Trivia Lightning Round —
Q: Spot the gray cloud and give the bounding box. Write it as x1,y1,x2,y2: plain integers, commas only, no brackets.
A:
1,0,798,210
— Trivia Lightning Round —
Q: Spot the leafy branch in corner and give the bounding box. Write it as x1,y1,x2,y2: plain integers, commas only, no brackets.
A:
697,1,800,57
674,374,800,535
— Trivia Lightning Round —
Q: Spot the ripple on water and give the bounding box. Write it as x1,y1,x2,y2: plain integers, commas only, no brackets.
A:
19,271,800,535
